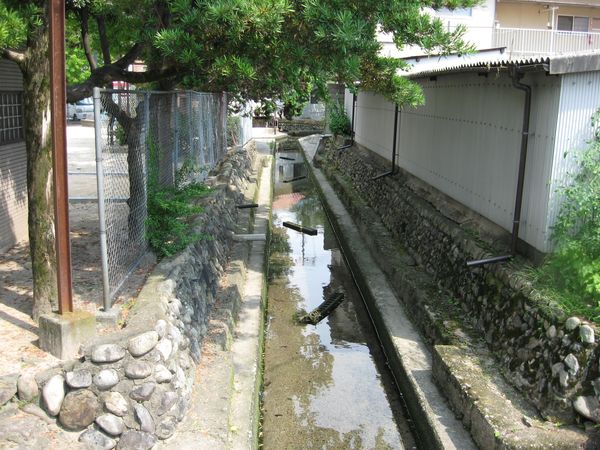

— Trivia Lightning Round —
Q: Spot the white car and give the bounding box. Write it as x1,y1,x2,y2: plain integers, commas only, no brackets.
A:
67,97,94,121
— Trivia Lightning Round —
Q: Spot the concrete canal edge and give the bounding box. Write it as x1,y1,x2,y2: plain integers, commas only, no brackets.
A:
299,137,477,450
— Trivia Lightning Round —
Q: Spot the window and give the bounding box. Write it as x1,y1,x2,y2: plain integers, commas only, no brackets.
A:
591,17,600,31
0,92,24,146
557,15,589,32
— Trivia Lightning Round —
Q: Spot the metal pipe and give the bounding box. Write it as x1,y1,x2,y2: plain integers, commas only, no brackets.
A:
466,255,512,267
93,87,111,311
510,68,532,256
282,221,318,236
50,0,73,314
466,66,532,267
372,105,400,180
337,92,357,150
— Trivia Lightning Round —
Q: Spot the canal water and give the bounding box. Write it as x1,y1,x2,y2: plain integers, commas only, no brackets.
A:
261,139,417,450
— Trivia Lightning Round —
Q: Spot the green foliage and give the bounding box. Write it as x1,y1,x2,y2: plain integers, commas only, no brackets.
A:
533,109,600,322
145,137,211,258
328,102,351,136
146,182,210,258
227,115,241,147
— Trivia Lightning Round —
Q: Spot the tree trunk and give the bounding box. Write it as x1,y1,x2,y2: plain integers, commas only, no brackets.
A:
22,14,58,321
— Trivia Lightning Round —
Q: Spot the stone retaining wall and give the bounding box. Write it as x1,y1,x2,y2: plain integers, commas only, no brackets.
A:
278,119,324,136
8,144,256,449
315,137,600,424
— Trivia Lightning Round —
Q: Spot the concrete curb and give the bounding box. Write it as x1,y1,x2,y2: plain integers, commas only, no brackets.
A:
299,137,477,450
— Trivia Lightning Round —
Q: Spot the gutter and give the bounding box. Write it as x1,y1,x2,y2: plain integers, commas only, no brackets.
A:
372,104,400,180
467,65,532,267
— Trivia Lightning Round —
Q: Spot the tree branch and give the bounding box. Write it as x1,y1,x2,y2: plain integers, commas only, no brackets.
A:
96,15,111,65
66,63,179,103
79,9,97,70
1,48,26,66
114,43,144,70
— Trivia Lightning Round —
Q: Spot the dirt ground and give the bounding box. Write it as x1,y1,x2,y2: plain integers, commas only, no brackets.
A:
0,124,154,378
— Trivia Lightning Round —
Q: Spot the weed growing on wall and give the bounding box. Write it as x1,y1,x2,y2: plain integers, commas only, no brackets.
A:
534,109,600,322
328,102,351,136
146,139,211,258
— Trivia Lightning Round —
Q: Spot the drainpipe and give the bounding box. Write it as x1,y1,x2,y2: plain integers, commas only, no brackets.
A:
373,104,400,180
467,66,532,267
337,92,357,150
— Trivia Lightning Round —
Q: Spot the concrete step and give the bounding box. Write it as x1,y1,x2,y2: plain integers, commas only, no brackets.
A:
433,345,589,449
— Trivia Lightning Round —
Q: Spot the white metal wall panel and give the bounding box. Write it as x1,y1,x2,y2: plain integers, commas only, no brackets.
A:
546,71,600,248
354,91,397,161
0,142,28,251
351,71,561,251
0,60,24,91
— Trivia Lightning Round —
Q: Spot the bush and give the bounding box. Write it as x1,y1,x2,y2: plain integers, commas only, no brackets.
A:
146,182,211,257
227,115,241,147
145,138,211,258
534,109,600,321
328,102,351,136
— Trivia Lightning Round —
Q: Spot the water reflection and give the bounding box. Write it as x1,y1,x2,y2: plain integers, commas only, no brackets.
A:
262,142,409,449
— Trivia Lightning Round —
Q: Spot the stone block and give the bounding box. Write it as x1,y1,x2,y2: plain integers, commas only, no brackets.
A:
39,311,96,360
95,307,122,327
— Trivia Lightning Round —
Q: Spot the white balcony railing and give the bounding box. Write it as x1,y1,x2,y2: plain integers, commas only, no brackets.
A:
492,27,600,56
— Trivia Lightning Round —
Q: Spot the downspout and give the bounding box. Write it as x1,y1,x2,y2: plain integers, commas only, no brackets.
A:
337,92,357,150
373,104,400,180
467,66,532,267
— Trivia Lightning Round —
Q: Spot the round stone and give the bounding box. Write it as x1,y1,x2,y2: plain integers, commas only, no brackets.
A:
91,344,127,363
17,374,38,402
574,396,600,423
129,382,156,402
157,391,178,416
79,429,117,450
156,415,177,440
42,375,65,416
564,353,580,375
94,369,120,390
546,325,557,339
104,391,129,417
155,320,168,338
128,331,159,357
580,325,595,344
65,369,92,389
565,317,581,331
156,339,173,361
58,389,100,430
125,361,152,379
117,430,156,450
154,365,173,383
134,403,155,433
96,413,125,436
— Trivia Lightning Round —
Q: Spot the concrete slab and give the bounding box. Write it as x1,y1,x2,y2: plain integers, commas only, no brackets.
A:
39,311,96,360
300,137,477,450
228,158,271,450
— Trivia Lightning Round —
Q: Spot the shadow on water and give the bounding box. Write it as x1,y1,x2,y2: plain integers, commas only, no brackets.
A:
262,139,418,450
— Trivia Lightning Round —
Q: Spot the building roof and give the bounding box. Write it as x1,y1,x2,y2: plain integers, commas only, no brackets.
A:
401,49,600,78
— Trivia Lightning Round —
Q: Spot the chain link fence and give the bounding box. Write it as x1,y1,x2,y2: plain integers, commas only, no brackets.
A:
93,88,228,309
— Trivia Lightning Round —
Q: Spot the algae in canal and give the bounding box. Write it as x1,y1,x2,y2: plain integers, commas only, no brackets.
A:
261,142,416,450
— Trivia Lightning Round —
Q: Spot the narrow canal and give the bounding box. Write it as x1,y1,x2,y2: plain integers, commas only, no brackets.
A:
261,139,418,450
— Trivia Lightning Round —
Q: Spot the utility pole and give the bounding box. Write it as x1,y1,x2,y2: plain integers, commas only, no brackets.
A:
49,0,73,314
